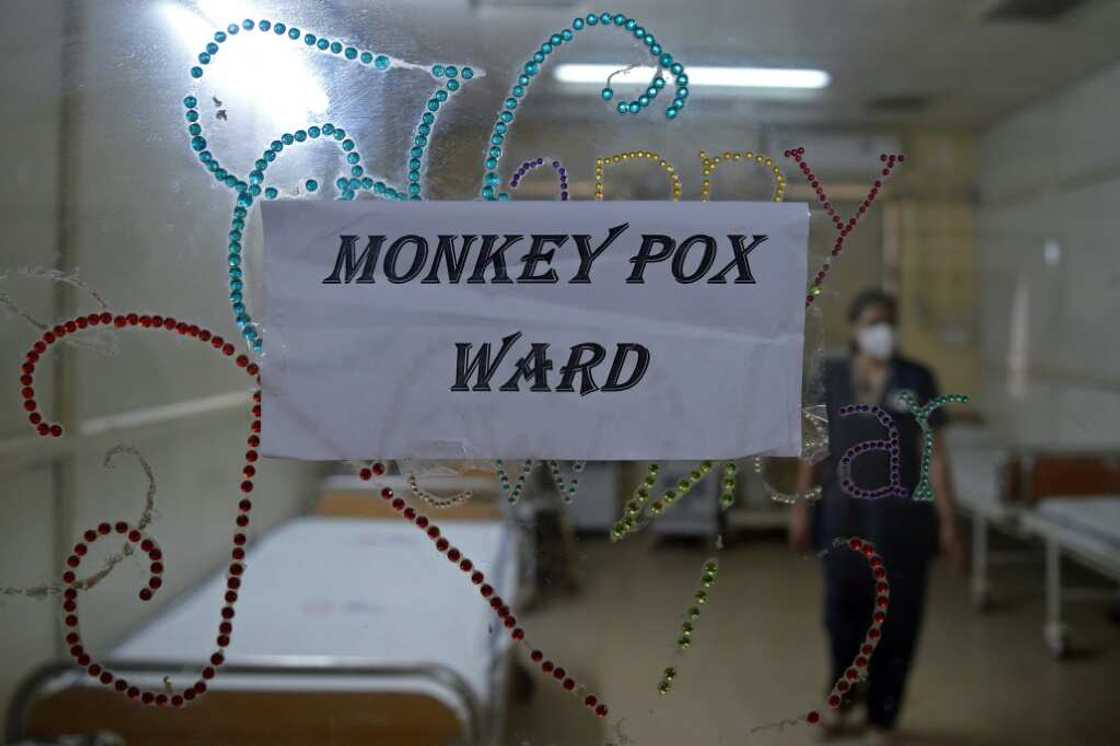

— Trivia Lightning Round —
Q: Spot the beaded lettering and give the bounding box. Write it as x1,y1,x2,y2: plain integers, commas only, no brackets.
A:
898,391,969,501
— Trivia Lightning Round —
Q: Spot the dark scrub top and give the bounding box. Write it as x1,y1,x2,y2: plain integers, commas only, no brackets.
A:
812,355,945,567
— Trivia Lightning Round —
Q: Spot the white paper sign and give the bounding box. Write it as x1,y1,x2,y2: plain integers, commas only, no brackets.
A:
260,200,808,460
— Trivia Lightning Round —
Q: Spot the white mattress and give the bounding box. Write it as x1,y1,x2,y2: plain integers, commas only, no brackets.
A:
1035,496,1120,554
102,516,518,723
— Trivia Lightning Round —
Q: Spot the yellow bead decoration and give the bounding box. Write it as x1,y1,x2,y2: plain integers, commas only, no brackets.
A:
656,557,720,696
610,461,713,541
594,151,682,201
698,150,786,203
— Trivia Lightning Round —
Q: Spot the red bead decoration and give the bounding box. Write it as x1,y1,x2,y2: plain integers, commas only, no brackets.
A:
353,468,608,721
815,536,890,721
785,149,903,307
19,312,263,708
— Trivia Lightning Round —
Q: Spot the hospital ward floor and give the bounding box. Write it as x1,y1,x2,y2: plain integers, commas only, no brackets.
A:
504,531,1120,746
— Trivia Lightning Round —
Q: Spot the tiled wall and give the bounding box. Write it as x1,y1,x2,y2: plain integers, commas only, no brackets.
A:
977,61,1120,447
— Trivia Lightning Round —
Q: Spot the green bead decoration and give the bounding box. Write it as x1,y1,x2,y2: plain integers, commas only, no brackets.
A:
898,391,970,502
495,459,534,504
547,460,587,504
719,461,737,510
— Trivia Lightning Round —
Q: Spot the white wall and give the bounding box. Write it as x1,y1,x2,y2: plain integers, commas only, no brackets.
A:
977,60,1120,448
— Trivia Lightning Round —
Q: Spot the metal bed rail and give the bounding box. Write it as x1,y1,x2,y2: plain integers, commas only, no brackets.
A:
6,656,485,746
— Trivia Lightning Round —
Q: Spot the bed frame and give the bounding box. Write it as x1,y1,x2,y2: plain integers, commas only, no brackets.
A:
1019,501,1120,658
8,656,492,746
951,432,1120,656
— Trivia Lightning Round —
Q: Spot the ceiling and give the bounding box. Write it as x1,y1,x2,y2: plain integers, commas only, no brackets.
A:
361,0,1120,130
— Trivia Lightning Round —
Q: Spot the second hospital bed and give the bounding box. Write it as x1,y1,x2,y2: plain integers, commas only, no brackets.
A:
1020,496,1120,657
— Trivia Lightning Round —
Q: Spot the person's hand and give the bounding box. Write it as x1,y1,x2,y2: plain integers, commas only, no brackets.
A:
940,521,965,574
789,502,811,554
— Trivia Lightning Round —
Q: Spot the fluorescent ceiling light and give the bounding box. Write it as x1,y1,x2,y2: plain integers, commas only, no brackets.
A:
553,64,830,89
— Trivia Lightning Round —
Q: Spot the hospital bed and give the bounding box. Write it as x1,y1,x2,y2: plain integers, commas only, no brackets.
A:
8,479,522,746
1020,496,1120,657
948,427,1120,655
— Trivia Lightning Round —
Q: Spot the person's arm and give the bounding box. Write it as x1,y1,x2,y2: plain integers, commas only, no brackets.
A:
931,431,965,571
788,460,817,553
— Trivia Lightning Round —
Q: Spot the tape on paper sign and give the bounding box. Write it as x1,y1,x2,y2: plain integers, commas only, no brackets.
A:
260,200,809,460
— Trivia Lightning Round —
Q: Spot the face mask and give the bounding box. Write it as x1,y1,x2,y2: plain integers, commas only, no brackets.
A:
856,323,895,360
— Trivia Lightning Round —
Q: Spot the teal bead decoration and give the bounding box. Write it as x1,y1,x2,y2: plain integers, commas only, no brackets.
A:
479,13,689,199
184,17,476,352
